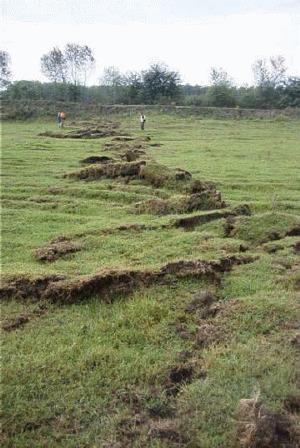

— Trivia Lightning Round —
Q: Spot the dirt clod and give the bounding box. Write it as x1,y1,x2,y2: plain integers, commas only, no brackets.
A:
2,314,30,332
236,397,298,448
185,290,215,313
35,239,82,263
195,323,221,348
284,395,300,413
121,149,146,162
148,420,182,442
165,364,194,396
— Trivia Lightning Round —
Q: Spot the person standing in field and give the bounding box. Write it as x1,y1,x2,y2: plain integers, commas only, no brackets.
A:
57,111,66,128
140,113,146,130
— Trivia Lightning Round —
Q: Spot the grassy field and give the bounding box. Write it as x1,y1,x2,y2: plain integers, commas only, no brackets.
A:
1,114,300,447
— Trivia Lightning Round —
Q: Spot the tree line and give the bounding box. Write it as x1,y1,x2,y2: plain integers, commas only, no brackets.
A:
1,45,299,109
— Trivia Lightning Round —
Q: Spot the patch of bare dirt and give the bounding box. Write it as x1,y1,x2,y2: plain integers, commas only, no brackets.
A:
2,314,30,332
80,155,114,164
0,275,65,301
236,396,298,448
284,395,300,413
34,237,82,263
2,305,47,332
293,241,300,254
195,323,222,348
164,364,195,396
184,290,221,319
286,225,300,237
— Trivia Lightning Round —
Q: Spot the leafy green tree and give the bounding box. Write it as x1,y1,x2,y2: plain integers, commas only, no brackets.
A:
208,67,236,107
142,63,181,103
40,47,67,83
281,77,300,107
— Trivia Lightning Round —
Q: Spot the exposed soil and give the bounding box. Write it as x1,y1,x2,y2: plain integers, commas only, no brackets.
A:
2,314,30,332
236,397,298,448
164,364,194,396
284,395,300,413
34,237,82,263
185,290,216,318
0,275,65,301
0,255,256,303
195,323,222,348
2,306,47,332
175,210,232,229
286,225,300,237
293,241,300,254
80,156,114,164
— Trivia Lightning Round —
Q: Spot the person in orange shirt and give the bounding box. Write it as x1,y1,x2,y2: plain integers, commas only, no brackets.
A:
57,111,66,128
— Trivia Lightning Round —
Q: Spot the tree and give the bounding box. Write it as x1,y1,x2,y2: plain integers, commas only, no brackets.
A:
0,50,12,89
281,77,300,107
41,47,67,83
64,43,95,86
40,43,95,86
123,71,144,104
252,56,287,87
252,56,287,108
142,63,181,103
208,67,236,107
210,67,232,87
100,66,124,87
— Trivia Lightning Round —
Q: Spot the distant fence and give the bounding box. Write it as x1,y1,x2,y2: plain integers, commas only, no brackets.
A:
1,100,300,120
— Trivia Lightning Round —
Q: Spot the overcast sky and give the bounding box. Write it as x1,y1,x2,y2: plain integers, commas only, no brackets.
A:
2,0,300,85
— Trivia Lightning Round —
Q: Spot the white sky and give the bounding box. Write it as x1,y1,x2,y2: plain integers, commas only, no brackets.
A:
1,0,300,85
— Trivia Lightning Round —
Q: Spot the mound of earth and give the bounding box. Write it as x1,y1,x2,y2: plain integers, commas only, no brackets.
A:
135,191,225,215
121,149,147,162
224,212,300,244
67,161,146,181
139,163,192,188
34,236,82,262
39,127,120,139
0,255,256,303
174,204,251,230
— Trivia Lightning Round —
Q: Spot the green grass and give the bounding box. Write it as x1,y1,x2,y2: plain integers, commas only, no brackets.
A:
2,114,300,447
